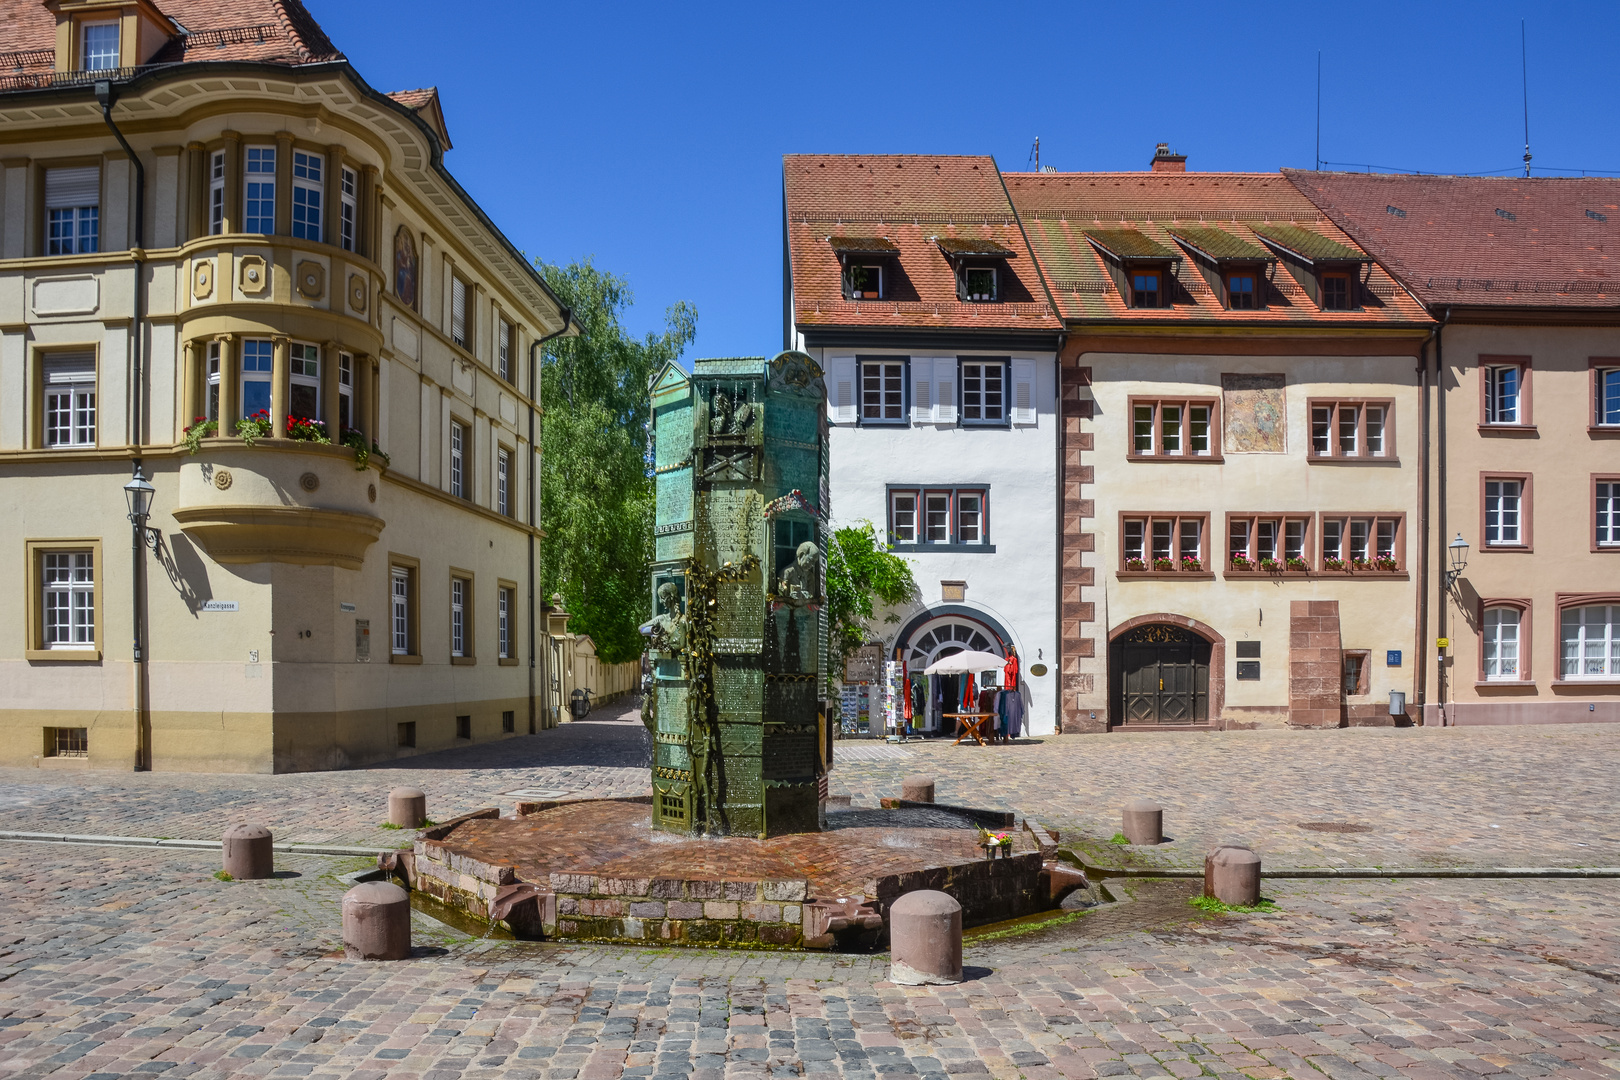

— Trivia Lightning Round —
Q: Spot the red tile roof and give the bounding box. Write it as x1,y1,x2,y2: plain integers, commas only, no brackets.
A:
1285,170,1620,309
1003,171,1431,327
783,154,1062,333
386,86,451,150
0,0,342,87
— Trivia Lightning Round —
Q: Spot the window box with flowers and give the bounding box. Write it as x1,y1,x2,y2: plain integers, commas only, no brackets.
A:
182,416,218,455
1323,557,1348,572
285,415,330,443
1153,557,1176,572
1180,555,1203,572
1230,555,1257,572
1125,558,1148,572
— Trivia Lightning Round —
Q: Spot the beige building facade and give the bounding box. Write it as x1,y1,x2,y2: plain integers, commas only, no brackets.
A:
1,0,574,771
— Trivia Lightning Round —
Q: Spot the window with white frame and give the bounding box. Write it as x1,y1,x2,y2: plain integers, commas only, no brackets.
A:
1228,515,1311,569
291,151,322,241
958,265,997,302
957,491,984,543
337,353,353,432
450,578,467,658
1311,401,1389,458
1485,479,1523,546
1598,367,1620,427
960,361,1006,424
1285,519,1308,564
44,354,95,447
289,343,319,421
208,151,226,235
81,22,119,70
391,567,412,655
497,319,513,382
206,342,221,423
451,275,468,348
1122,514,1206,570
497,448,510,516
1485,364,1521,424
1599,481,1620,547
244,146,276,234
1561,605,1618,679
498,586,513,659
1321,515,1401,567
45,167,99,255
859,359,904,423
450,420,468,499
1130,399,1214,457
890,491,917,544
924,492,949,542
42,550,94,647
1483,607,1522,680
339,167,357,252
845,264,882,300
240,339,273,419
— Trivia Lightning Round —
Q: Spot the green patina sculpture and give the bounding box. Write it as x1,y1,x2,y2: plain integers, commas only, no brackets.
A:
642,351,829,837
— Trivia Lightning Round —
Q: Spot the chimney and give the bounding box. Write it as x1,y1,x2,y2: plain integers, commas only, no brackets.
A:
1150,142,1187,172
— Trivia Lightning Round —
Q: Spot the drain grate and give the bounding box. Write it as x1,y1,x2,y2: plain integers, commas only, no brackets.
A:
1297,821,1374,834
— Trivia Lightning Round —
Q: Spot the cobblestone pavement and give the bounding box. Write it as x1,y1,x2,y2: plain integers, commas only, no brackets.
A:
828,724,1620,871
2,840,1619,1080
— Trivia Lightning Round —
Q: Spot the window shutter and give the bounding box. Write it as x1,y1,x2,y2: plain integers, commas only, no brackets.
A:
910,357,933,423
45,167,99,209
934,360,957,425
44,354,95,384
827,356,856,423
451,277,466,342
1011,359,1036,425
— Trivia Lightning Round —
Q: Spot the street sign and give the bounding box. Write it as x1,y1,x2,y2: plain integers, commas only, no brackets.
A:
1435,638,1450,649
1386,650,1402,666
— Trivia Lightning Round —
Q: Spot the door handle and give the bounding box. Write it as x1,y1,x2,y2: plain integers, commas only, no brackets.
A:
1159,678,1164,691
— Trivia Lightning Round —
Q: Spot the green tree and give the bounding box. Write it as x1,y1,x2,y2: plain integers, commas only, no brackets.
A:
824,521,918,666
536,258,696,663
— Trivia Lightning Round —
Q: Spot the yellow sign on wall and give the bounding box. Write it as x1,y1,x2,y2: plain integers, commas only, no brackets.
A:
1436,638,1450,648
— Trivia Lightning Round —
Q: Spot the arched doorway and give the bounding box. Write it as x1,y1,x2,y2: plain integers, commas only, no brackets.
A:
893,607,1012,736
1109,622,1212,725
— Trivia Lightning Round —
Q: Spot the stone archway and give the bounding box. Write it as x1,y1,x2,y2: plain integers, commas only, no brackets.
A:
1107,613,1226,729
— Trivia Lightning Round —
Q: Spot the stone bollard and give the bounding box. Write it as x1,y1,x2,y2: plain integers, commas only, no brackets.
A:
221,823,273,880
342,881,412,960
1205,845,1262,907
1121,800,1163,845
900,775,936,804
388,787,427,829
888,890,962,985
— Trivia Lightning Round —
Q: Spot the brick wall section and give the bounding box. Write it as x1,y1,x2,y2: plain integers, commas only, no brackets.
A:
1289,600,1345,728
1061,362,1100,734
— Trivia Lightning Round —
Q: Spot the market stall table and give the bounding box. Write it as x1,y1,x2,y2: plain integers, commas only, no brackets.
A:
946,712,995,746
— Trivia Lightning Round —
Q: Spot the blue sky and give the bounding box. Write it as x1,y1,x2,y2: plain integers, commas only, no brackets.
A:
319,1,1620,360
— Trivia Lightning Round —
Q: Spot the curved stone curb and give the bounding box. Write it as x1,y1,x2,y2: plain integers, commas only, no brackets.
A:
1069,855,1620,879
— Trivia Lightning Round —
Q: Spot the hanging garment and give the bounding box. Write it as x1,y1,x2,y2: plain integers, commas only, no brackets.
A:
996,689,1011,737
1003,652,1020,691
1005,691,1025,739
932,675,944,732
977,685,997,717
902,675,913,724
962,674,976,713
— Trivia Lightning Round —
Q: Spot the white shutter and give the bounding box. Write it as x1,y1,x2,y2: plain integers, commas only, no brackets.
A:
44,354,95,384
45,167,99,209
934,359,957,425
1011,359,1037,425
827,356,856,423
910,357,933,423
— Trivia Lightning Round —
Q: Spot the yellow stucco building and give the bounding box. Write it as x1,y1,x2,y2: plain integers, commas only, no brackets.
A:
1,0,574,771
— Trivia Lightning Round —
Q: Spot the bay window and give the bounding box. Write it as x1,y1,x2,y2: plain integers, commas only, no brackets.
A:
240,339,273,419
243,146,276,234
206,342,221,423
337,353,353,431
289,343,320,421
339,166,357,251
291,151,323,240
209,151,226,235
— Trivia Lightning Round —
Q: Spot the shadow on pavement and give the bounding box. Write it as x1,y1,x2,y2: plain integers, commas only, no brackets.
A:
361,709,651,773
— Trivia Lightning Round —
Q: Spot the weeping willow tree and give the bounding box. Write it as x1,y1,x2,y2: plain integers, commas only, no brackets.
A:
537,258,696,663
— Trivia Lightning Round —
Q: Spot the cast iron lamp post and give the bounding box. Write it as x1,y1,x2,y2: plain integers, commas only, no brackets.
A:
1439,533,1469,724
123,463,159,769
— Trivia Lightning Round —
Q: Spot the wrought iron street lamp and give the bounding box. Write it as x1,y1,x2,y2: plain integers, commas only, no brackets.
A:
1445,533,1469,588
123,463,159,769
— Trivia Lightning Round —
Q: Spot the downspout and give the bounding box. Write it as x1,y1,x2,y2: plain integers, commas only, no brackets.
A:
97,80,148,770
1053,332,1066,734
1415,323,1435,721
529,309,572,734
1432,308,1451,724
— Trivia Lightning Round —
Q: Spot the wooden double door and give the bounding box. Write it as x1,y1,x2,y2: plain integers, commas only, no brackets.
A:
1110,624,1211,726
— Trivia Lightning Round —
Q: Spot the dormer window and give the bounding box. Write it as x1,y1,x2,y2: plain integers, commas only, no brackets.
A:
960,265,997,302
1227,273,1257,309
1168,228,1275,311
1251,224,1372,313
82,22,120,71
827,236,899,301
1131,272,1161,308
845,264,882,300
933,236,1016,304
1084,229,1181,311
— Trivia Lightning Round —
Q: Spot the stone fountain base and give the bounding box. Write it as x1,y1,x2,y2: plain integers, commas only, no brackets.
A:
388,797,1060,949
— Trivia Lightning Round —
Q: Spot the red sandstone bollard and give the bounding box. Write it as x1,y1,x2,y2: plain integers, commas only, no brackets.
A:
1121,800,1163,845
901,775,935,804
342,881,412,960
221,823,273,880
1205,845,1262,907
888,890,962,985
388,787,427,829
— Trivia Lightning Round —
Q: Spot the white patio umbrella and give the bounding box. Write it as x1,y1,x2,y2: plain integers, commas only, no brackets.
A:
922,649,1005,675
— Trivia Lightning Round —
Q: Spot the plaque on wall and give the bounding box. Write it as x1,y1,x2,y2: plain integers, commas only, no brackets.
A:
844,644,882,684
355,618,370,662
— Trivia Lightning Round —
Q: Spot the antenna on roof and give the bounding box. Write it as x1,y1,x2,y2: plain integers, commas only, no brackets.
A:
1315,51,1322,171
1521,20,1532,177
1029,136,1040,172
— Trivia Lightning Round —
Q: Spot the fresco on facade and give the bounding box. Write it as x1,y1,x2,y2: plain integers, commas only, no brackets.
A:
1221,373,1287,453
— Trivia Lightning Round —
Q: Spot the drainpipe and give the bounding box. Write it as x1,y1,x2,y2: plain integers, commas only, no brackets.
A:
97,80,149,770
1415,324,1435,720
1053,332,1066,735
1432,308,1451,724
529,309,571,734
